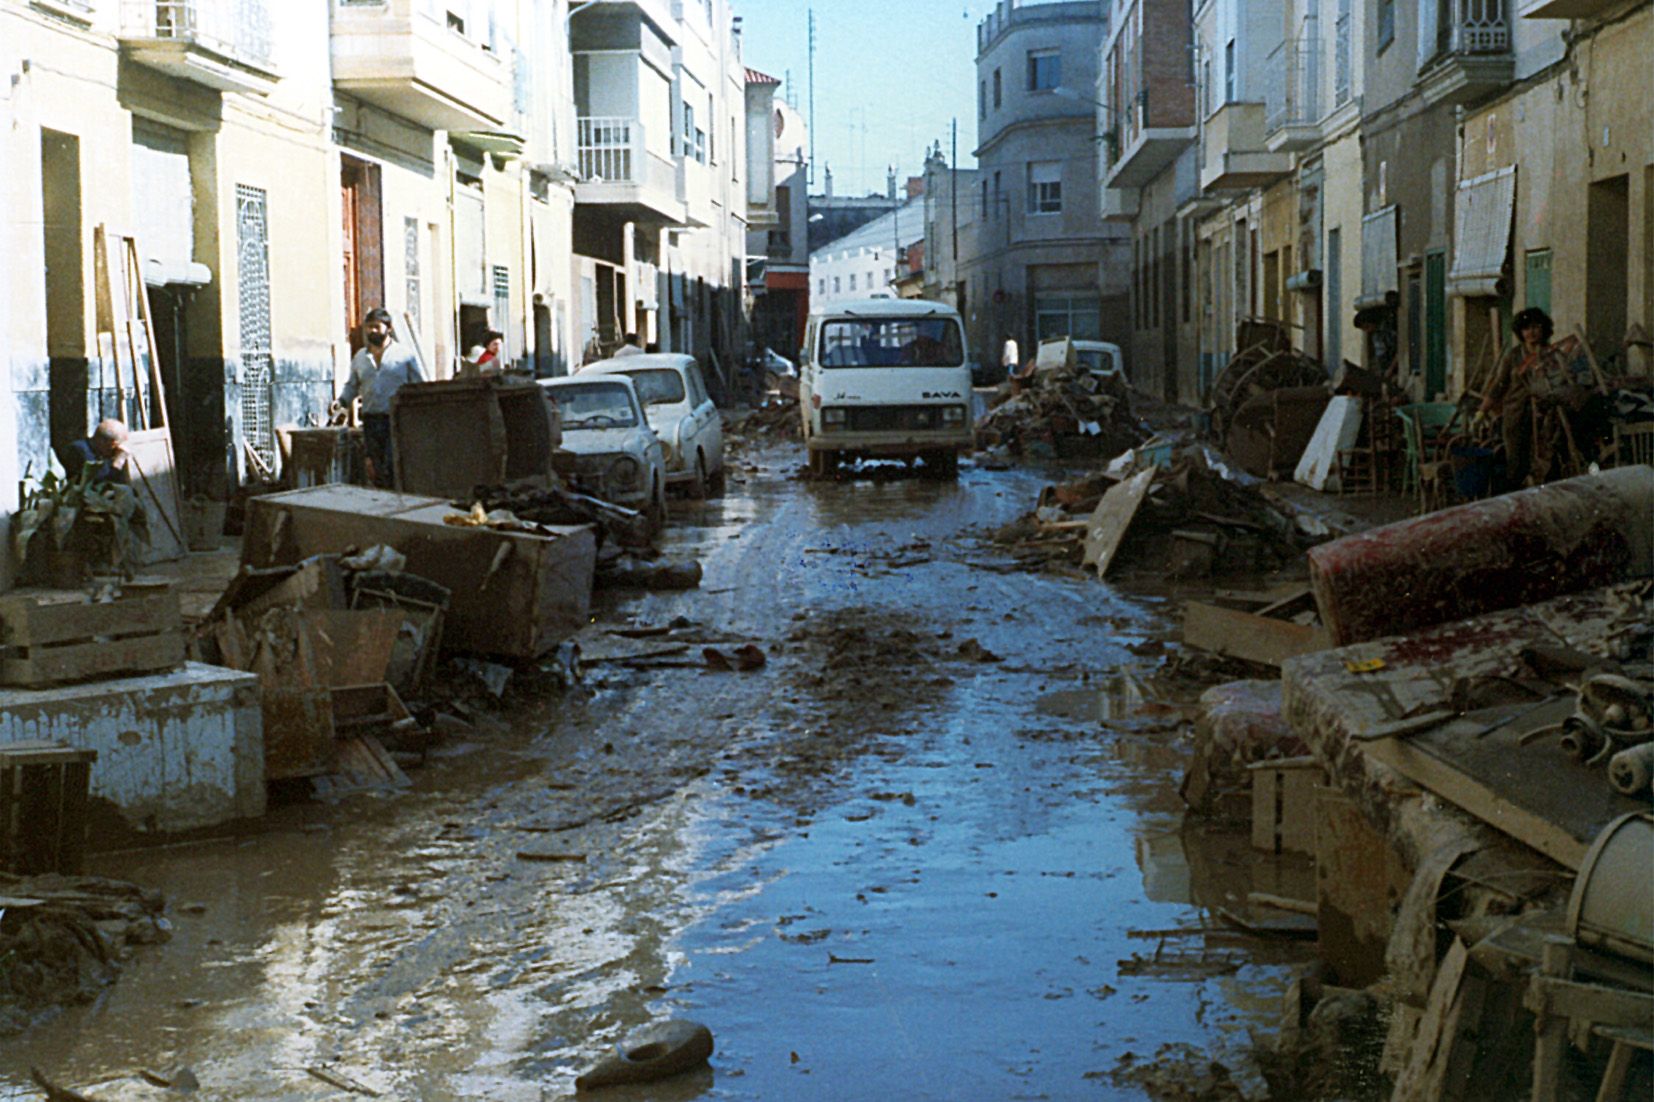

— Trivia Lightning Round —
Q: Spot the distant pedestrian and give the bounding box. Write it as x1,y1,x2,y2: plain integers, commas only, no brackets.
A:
476,329,504,366
340,307,424,487
1479,306,1555,489
1001,336,1019,379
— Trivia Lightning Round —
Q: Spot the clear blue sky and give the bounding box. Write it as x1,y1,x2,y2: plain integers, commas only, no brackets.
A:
734,0,988,196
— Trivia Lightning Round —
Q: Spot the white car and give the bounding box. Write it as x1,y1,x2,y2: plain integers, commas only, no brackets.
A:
539,374,666,533
582,353,725,498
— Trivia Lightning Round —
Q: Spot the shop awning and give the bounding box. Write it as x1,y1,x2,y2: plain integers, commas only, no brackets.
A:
1449,165,1516,298
1355,205,1398,311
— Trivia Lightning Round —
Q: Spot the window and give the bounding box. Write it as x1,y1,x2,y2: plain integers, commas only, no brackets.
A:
818,318,965,367
980,179,989,217
868,271,876,288
819,277,827,295
1027,161,1062,214
993,67,1002,108
849,273,857,291
1225,40,1236,103
833,276,841,293
683,102,705,163
1376,0,1395,51
1028,49,1061,91
1034,293,1102,341
979,80,986,119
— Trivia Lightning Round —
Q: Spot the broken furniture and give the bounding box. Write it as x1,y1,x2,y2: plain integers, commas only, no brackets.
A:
0,741,95,875
1609,422,1654,469
1183,587,1327,668
1526,812,1653,1102
391,376,561,499
1307,466,1654,647
242,485,596,660
0,580,184,687
1394,401,1457,511
1227,385,1331,480
0,663,264,833
285,427,365,489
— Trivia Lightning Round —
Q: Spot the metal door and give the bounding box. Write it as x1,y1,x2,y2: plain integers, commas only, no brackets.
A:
236,184,276,474
1425,250,1447,398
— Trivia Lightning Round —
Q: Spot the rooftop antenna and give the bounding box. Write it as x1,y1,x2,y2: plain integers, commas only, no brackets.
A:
808,7,816,187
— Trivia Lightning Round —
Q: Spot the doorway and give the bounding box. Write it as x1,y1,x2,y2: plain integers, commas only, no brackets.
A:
42,128,88,457
1425,250,1447,398
1587,175,1629,357
340,156,385,354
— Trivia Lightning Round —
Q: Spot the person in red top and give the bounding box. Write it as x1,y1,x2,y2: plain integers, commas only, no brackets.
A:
476,330,504,366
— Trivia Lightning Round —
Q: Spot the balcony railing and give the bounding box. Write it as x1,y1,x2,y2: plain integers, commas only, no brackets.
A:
122,0,275,71
1334,12,1352,106
1264,39,1321,134
1448,0,1510,52
579,117,637,183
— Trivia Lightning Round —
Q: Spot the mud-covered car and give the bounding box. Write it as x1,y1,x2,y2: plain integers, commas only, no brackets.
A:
581,354,725,498
539,374,666,534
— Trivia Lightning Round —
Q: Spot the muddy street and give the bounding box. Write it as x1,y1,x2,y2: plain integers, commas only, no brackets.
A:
0,452,1310,1101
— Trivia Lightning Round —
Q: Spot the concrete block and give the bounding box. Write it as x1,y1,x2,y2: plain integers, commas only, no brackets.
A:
0,661,264,833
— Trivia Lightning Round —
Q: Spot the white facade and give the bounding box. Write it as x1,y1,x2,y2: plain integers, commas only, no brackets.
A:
810,198,925,308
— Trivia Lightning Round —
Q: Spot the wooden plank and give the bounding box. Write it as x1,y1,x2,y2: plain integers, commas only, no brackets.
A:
1251,767,1279,852
1361,707,1634,870
0,743,97,767
1184,600,1329,668
1082,467,1155,577
127,428,188,562
0,587,181,647
0,631,184,686
1392,939,1470,1102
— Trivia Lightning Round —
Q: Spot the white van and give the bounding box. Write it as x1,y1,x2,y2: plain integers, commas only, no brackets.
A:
799,299,974,477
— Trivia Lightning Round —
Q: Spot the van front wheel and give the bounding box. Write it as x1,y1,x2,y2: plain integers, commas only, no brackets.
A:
925,451,959,480
808,449,837,478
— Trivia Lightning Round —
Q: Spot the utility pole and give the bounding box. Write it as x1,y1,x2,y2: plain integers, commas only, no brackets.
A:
950,136,963,306
807,8,816,188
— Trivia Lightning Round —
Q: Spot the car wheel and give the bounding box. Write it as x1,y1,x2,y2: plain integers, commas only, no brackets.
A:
687,452,709,499
808,449,836,478
706,458,726,498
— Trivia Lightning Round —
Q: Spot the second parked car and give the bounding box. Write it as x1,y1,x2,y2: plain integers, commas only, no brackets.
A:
581,353,725,497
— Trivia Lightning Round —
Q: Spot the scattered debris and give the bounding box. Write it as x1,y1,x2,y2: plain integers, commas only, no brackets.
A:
702,644,767,671
978,354,1144,461
0,874,168,1036
574,1019,715,1091
596,556,704,591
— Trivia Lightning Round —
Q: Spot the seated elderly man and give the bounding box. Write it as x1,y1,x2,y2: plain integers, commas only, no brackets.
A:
63,419,132,484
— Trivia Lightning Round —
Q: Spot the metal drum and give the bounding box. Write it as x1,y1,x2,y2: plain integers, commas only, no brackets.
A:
1566,812,1654,964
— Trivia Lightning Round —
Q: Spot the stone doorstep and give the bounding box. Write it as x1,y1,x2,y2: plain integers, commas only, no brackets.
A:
0,661,265,834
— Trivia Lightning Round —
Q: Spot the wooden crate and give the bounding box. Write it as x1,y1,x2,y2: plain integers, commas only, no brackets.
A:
0,741,97,875
1249,755,1323,855
0,582,184,687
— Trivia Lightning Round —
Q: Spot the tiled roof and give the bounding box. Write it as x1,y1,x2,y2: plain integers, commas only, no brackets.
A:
745,67,781,85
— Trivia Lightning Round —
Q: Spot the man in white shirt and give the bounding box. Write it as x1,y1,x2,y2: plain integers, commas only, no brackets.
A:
1001,336,1020,379
339,308,424,487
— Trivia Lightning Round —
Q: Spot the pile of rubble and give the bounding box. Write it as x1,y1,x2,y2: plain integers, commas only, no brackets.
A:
978,362,1145,462
991,441,1304,578
723,399,801,451
0,874,169,1035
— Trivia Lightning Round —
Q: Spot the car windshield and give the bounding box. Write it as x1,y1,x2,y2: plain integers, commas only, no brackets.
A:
546,382,639,428
1076,349,1116,374
819,317,965,368
619,368,686,406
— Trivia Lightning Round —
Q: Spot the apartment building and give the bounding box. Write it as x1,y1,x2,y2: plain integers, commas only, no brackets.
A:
1098,0,1201,399
809,195,926,309
568,0,750,381
744,70,810,361
959,0,1129,365
2,0,755,586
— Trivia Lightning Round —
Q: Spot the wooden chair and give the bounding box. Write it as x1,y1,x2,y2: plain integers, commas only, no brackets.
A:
1395,402,1458,510
1610,422,1654,468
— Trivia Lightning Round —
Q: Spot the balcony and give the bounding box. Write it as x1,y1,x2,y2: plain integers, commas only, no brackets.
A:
1103,88,1196,191
1199,102,1294,193
331,0,510,131
1264,39,1322,153
1418,0,1514,107
574,117,687,226
118,0,279,96
1520,0,1613,18
1100,186,1140,222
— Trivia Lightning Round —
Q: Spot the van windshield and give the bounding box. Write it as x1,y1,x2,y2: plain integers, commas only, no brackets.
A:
819,318,965,368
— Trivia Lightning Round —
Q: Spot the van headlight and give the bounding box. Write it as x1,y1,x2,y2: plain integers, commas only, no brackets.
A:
941,405,966,425
821,407,846,427
608,455,643,489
